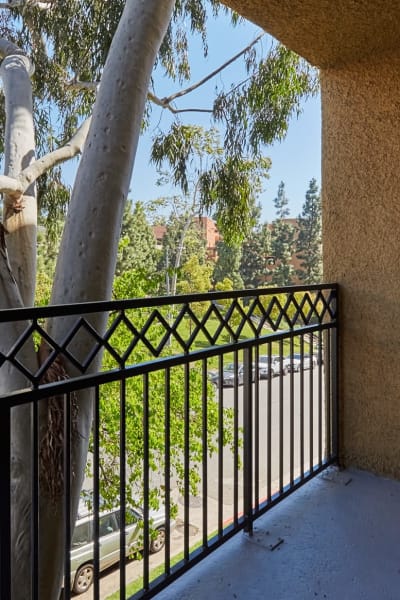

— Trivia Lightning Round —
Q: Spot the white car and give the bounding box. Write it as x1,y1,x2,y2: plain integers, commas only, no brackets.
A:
256,355,288,378
284,353,317,372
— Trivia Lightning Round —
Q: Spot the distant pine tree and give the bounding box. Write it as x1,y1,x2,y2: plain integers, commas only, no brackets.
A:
213,240,243,290
240,223,273,288
296,178,322,283
270,181,296,286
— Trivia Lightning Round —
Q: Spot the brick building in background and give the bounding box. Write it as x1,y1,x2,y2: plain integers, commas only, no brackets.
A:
153,217,304,279
153,217,221,260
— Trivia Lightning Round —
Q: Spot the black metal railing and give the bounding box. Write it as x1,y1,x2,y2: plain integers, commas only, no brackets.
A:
0,283,338,600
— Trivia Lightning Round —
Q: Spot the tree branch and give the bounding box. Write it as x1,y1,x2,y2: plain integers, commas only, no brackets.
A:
67,33,265,116
161,32,264,104
66,79,98,92
18,116,91,189
0,175,21,195
147,91,212,114
0,117,91,199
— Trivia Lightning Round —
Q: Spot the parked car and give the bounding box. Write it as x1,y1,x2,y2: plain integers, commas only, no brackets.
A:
210,363,245,387
284,353,317,372
256,355,288,378
210,363,258,387
70,498,169,594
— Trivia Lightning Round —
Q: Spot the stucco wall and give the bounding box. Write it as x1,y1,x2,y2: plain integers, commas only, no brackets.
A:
222,1,400,69
322,57,400,477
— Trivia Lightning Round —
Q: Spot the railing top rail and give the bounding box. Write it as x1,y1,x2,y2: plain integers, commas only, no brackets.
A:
0,284,338,391
0,283,338,322
0,320,335,408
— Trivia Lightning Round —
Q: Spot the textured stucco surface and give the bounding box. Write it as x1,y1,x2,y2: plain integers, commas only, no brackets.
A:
222,0,400,68
322,57,400,478
222,1,400,477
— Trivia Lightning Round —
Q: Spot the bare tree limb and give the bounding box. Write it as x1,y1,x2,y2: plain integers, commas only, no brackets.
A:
0,117,91,198
162,32,264,104
66,79,98,92
18,116,91,189
0,175,21,195
66,33,265,116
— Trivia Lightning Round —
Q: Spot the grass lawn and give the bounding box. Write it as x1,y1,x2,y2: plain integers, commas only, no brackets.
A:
166,315,309,370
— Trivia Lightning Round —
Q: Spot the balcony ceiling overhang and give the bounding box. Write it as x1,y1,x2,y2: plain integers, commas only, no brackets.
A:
222,1,400,68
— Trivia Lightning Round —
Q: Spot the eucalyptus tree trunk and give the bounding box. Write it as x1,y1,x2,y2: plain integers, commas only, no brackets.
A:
0,1,176,599
0,39,39,600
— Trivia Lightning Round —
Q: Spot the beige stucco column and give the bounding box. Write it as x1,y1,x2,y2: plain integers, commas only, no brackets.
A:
222,0,400,478
322,58,400,477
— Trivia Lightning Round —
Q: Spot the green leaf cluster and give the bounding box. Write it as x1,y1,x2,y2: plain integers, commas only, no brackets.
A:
89,309,235,512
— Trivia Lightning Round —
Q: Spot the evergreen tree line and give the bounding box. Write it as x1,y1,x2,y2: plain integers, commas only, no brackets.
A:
214,177,322,291
36,178,321,303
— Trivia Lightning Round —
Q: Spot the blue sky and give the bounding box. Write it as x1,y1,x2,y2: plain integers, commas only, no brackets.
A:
130,13,321,223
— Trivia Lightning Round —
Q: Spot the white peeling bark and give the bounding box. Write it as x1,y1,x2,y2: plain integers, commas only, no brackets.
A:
0,41,38,600
0,48,36,307
0,116,91,199
18,116,91,190
39,2,176,599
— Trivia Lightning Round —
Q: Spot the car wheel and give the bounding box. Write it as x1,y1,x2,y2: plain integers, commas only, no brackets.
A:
73,564,94,595
150,526,166,553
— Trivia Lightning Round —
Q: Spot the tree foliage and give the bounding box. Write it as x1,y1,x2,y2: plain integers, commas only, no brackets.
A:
115,200,159,278
270,181,296,286
0,1,318,244
92,268,235,510
240,222,273,288
296,177,322,283
213,240,243,290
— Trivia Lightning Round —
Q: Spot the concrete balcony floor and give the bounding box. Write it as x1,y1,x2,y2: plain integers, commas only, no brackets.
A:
155,467,400,600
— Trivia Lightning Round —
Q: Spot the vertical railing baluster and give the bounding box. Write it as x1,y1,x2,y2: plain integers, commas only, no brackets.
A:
279,342,284,493
0,405,11,600
32,397,39,600
165,367,171,572
267,341,272,502
143,372,150,590
233,353,239,526
184,363,190,560
254,345,260,512
93,385,100,600
309,335,314,472
300,335,305,479
289,335,294,486
243,347,253,535
318,330,323,466
217,354,225,535
201,361,208,547
63,391,72,600
119,377,126,598
331,319,339,461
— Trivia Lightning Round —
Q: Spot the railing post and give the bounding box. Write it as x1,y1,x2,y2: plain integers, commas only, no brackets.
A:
0,404,11,599
243,347,253,535
331,316,339,463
